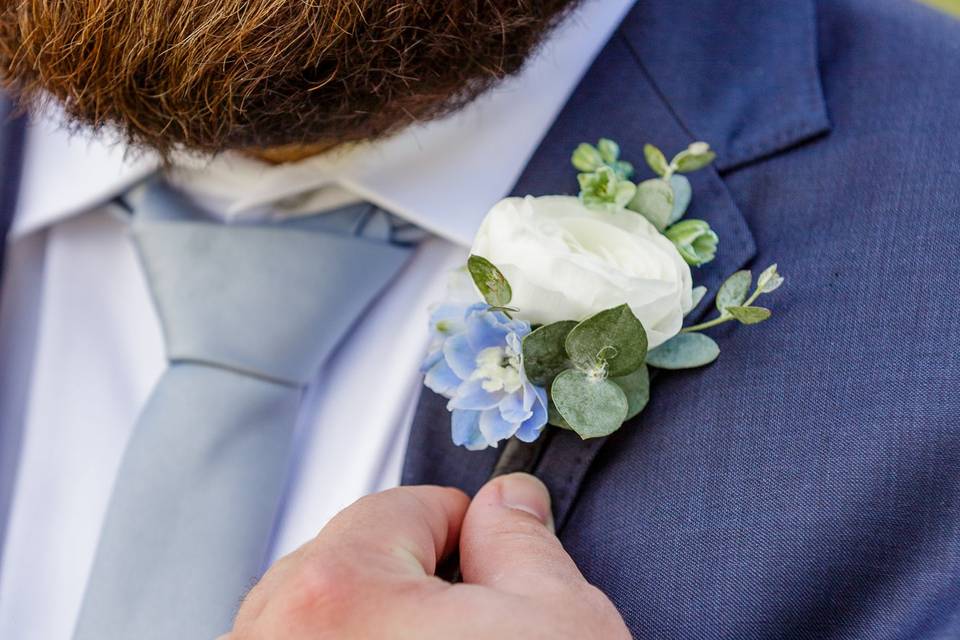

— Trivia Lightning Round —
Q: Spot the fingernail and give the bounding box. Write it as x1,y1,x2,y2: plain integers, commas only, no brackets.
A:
498,473,555,532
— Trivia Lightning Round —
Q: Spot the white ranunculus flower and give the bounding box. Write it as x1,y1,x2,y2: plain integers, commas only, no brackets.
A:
470,195,694,348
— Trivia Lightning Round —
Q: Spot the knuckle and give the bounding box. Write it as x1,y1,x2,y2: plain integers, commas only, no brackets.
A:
351,491,390,513
283,560,358,625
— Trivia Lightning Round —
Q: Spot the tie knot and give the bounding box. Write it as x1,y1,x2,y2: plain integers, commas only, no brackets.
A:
131,179,413,386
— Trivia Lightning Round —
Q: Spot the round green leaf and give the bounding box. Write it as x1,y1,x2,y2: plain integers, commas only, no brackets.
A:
467,255,512,308
668,174,692,224
645,332,720,370
551,369,629,439
725,306,772,325
565,304,648,377
644,144,669,177
547,395,573,430
689,285,708,312
522,321,577,386
717,270,752,313
627,179,674,230
610,364,650,420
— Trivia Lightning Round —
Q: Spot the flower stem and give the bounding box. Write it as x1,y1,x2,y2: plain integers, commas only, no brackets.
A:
680,314,732,333
491,434,551,478
742,288,763,307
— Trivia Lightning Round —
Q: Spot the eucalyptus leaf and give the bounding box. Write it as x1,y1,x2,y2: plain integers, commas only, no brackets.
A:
665,219,718,267
571,143,603,172
565,304,647,377
673,142,716,173
757,263,784,293
726,306,772,324
551,369,629,439
488,305,519,315
579,167,636,210
610,364,650,420
628,179,674,230
689,285,708,311
467,255,512,307
522,321,577,386
674,151,717,173
716,270,752,313
646,332,720,370
668,174,692,224
597,138,621,164
572,140,632,178
547,396,573,430
611,160,635,180
644,144,669,177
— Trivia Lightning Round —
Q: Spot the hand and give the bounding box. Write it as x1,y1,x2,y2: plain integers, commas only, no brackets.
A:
221,473,630,639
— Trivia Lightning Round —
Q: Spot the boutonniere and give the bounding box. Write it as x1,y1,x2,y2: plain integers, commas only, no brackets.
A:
422,139,783,450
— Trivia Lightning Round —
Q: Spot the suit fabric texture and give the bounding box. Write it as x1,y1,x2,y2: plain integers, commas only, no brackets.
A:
403,1,960,638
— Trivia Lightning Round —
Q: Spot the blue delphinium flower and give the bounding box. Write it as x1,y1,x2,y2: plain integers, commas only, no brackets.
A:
422,303,548,450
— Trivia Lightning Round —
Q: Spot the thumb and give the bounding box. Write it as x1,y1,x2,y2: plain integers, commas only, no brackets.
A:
459,472,588,594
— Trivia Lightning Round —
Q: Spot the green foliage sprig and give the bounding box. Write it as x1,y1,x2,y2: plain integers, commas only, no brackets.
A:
647,264,784,369
573,139,720,267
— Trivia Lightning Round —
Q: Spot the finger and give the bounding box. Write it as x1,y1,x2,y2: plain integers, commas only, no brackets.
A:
459,472,588,594
232,486,468,633
316,485,469,578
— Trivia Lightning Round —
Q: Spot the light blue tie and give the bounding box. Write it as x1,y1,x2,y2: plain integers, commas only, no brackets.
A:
73,179,415,639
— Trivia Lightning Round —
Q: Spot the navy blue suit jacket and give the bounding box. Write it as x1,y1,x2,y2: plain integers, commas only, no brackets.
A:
0,96,25,293
404,1,960,637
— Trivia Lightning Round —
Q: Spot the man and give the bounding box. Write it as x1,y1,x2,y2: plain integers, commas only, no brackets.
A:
1,0,959,638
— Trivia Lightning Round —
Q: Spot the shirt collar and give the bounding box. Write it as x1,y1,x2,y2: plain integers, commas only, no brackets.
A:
9,111,157,240
10,0,635,247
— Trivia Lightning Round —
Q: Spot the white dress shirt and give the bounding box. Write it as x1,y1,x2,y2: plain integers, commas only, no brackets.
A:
0,1,634,637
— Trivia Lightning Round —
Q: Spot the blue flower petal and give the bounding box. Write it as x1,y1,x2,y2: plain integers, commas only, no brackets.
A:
424,359,462,397
517,404,547,442
505,332,523,356
506,319,532,338
465,311,510,353
514,390,548,443
443,333,477,380
430,303,468,335
479,408,520,445
420,348,443,374
533,381,549,407
499,391,533,424
532,384,548,408
452,410,489,450
448,378,503,411
487,309,513,325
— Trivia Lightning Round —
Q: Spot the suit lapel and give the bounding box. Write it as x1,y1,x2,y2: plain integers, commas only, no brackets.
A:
0,96,27,301
403,0,829,525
